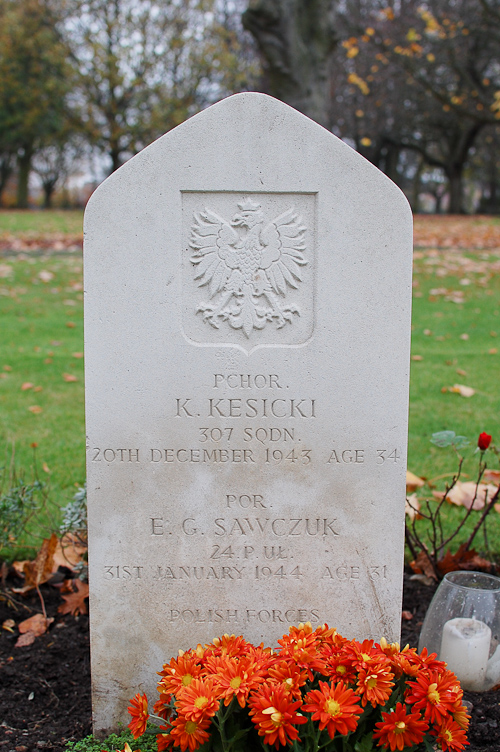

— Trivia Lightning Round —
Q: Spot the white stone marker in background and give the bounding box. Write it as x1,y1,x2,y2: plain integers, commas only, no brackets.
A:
84,92,413,734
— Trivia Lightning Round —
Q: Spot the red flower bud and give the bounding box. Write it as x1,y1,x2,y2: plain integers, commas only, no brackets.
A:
478,432,492,451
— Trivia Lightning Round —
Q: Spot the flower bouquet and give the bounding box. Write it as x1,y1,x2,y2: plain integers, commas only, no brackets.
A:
127,622,469,752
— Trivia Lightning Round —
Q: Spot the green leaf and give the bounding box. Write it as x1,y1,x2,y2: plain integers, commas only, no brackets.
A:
430,430,457,447
453,435,470,449
354,733,376,752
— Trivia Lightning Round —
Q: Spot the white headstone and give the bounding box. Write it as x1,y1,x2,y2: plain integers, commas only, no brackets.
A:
84,92,413,735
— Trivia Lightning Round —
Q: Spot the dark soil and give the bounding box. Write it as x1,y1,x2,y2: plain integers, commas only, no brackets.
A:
0,572,499,752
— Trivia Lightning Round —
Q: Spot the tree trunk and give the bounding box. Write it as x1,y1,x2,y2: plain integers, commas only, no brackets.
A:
42,180,57,209
110,147,121,173
17,145,33,208
242,0,338,128
446,165,465,214
0,155,13,207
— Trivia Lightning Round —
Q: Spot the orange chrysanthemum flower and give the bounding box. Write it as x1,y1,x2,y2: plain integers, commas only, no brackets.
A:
303,681,362,739
154,690,173,721
357,664,394,707
452,699,470,731
205,633,251,658
406,670,461,724
159,654,204,695
344,638,390,671
213,656,265,707
127,692,149,739
373,702,428,751
321,644,358,684
278,630,327,676
157,728,175,751
312,623,338,648
412,647,447,673
267,660,308,699
175,677,220,721
169,715,211,752
248,683,307,749
432,716,469,751
384,644,421,679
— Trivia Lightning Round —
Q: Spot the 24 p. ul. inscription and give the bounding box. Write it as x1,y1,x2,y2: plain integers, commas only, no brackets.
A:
189,198,308,338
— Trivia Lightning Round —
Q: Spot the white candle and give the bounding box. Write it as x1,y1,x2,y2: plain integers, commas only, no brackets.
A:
440,617,491,691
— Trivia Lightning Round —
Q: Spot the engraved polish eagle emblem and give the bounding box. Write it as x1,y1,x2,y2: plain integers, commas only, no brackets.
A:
189,198,308,338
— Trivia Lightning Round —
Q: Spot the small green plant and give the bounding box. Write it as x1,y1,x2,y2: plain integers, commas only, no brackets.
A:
60,482,87,537
65,728,157,752
60,481,88,579
0,448,46,556
406,430,500,580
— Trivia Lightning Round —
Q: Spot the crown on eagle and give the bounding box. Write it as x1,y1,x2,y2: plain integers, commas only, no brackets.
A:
237,198,261,212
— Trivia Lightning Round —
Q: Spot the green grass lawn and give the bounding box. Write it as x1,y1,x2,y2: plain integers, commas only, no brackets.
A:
1,211,500,558
0,209,84,236
0,247,85,552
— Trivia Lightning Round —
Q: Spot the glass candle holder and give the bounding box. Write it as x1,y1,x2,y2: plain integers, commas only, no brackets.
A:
418,570,500,692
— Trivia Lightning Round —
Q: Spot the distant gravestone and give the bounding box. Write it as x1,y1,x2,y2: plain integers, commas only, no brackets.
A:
84,93,413,735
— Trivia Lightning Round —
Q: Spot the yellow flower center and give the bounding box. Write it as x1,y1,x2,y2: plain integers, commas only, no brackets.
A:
185,721,198,734
182,674,194,686
361,653,371,662
230,676,242,689
194,696,209,709
427,683,440,704
444,730,453,742
285,678,293,687
395,721,406,734
336,665,346,675
271,711,283,726
326,699,340,716
367,675,378,688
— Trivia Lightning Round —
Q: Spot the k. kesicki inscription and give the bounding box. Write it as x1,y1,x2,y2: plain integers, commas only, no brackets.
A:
182,192,314,351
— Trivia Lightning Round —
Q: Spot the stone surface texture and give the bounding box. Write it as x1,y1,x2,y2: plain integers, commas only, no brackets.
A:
84,92,413,735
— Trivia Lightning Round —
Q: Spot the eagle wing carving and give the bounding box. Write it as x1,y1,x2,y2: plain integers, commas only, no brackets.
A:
189,209,240,299
260,209,308,296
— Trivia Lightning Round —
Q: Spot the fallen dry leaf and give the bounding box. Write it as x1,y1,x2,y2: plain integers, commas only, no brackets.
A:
72,352,84,358
21,382,34,391
18,613,54,636
66,321,76,328
444,384,475,397
42,462,50,473
53,533,88,570
12,533,58,593
410,551,438,581
484,469,500,484
411,355,423,361
58,579,89,616
2,619,15,632
489,348,498,354
456,368,467,376
3,365,12,371
15,631,36,647
433,480,498,510
437,544,495,577
460,333,469,340
406,470,425,492
402,610,413,621
62,373,78,382
15,614,54,648
34,385,43,392
405,493,422,521
28,405,43,413
38,270,54,283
